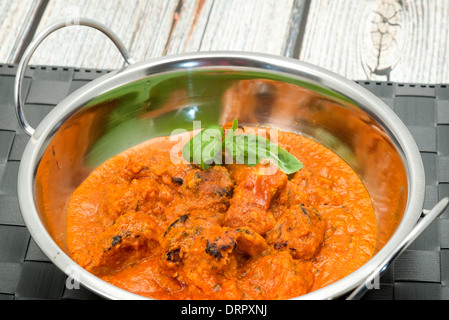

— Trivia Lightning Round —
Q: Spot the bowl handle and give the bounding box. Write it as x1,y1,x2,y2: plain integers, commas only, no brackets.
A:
346,197,449,300
14,18,136,137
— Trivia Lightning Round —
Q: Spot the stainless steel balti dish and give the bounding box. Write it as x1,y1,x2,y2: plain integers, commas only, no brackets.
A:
14,18,448,300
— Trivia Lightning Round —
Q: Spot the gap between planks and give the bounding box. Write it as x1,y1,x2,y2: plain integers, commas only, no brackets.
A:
0,1,47,64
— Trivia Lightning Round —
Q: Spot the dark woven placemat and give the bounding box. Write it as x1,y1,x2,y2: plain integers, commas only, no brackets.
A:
0,64,448,300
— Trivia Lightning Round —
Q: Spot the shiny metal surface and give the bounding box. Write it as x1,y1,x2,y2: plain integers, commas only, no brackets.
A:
14,18,135,137
17,51,428,300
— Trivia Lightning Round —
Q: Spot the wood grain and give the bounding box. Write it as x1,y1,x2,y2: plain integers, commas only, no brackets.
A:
3,0,448,84
30,0,179,69
27,0,300,70
0,0,43,64
298,0,449,83
195,0,295,55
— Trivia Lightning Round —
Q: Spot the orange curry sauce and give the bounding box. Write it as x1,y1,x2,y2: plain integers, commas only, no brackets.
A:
66,128,377,300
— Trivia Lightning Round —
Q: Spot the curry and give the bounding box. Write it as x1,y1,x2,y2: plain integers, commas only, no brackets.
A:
66,125,377,300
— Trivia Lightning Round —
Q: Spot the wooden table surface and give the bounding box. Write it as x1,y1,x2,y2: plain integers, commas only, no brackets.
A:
1,0,448,84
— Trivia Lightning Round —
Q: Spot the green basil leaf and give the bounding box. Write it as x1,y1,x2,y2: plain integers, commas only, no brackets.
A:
232,133,303,174
182,125,224,169
183,118,303,175
268,145,304,175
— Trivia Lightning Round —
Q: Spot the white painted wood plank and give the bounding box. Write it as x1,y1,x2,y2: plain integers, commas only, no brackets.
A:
199,0,294,56
164,0,214,55
298,0,449,84
128,0,180,59
398,0,449,84
28,0,298,69
31,0,179,69
0,0,42,64
166,0,297,56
